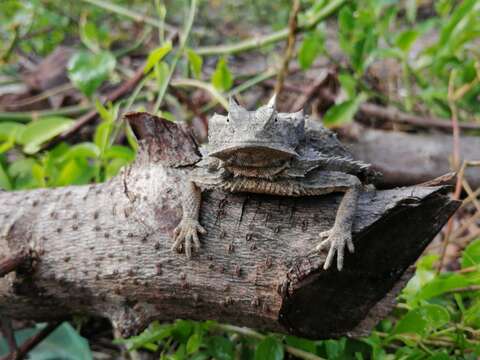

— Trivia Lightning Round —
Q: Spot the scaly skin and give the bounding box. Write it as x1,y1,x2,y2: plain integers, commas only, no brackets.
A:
172,95,379,271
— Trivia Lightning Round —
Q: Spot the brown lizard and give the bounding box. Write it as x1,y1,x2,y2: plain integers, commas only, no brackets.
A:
172,96,379,270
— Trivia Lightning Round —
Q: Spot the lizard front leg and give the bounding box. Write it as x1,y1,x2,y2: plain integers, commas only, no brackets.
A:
172,181,206,258
315,179,361,271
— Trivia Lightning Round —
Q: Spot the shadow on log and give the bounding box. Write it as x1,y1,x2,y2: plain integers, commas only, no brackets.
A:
0,113,459,339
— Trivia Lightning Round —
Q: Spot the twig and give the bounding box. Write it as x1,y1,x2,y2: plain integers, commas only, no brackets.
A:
194,0,346,55
46,64,145,148
359,102,480,131
8,83,74,108
445,285,480,294
437,73,464,273
448,71,461,171
274,0,301,97
291,71,331,110
171,78,228,110
0,105,90,123
214,324,325,360
1,318,17,353
1,322,62,360
78,0,175,32
152,0,197,114
296,84,480,131
170,88,208,125
0,251,29,278
437,162,465,273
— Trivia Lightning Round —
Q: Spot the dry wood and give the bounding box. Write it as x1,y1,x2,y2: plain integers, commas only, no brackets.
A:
342,124,480,189
0,113,459,339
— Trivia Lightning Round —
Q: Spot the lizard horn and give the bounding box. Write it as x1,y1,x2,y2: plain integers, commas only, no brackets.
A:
228,96,248,121
228,96,242,112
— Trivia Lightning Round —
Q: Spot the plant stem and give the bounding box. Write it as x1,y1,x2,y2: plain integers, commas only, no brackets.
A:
79,0,174,32
275,0,301,96
214,324,326,360
0,104,90,122
152,0,197,114
195,0,346,55
171,78,228,109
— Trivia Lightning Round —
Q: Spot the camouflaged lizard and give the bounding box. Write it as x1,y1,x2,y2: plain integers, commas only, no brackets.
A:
172,96,379,270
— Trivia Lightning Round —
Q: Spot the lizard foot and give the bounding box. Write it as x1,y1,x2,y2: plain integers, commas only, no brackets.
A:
313,228,354,271
172,219,206,258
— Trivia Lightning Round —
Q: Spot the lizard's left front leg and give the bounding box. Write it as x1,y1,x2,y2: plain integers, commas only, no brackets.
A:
172,181,206,258
315,178,361,271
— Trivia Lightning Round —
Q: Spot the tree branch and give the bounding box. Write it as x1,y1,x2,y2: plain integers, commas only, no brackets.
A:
0,113,459,339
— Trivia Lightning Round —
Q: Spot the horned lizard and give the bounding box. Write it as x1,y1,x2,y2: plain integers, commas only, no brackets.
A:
172,96,378,270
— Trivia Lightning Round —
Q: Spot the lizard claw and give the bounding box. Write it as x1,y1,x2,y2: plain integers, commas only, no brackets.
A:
313,228,354,271
172,219,206,258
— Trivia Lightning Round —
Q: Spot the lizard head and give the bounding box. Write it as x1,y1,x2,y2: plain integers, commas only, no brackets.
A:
207,95,305,175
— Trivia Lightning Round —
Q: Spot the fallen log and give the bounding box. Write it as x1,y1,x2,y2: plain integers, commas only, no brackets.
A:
342,124,480,189
0,113,459,339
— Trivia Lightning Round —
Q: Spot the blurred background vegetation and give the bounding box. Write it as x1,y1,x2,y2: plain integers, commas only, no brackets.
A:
0,0,480,359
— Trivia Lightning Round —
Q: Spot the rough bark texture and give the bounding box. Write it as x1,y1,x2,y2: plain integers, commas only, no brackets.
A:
342,124,480,189
0,114,459,339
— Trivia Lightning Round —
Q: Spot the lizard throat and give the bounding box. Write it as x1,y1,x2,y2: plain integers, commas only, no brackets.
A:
224,162,289,179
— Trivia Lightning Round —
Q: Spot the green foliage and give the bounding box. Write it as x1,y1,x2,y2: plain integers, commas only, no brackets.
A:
0,322,92,359
211,57,233,92
68,50,116,97
186,49,203,79
323,93,367,126
254,336,283,360
144,42,173,74
1,0,480,358
298,29,325,70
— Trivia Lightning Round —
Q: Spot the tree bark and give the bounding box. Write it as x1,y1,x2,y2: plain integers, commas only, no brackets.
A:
0,113,459,339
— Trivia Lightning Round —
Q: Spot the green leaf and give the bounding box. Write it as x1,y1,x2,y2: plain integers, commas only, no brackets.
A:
338,72,357,99
187,49,203,79
105,158,129,179
0,122,25,142
0,122,24,153
464,298,480,328
144,41,172,74
255,336,284,360
0,162,12,190
80,20,100,53
187,332,202,354
413,272,478,302
211,58,233,92
57,158,95,186
68,50,116,97
395,29,419,52
207,336,234,360
285,335,316,353
461,238,480,268
94,121,113,154
103,145,135,161
323,93,367,126
438,0,477,48
95,98,114,123
18,117,74,154
394,304,450,337
61,143,101,161
125,123,139,152
298,31,324,70
324,338,346,359
0,322,92,359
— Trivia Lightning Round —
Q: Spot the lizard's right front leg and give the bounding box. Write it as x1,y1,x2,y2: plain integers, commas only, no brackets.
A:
172,181,206,258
